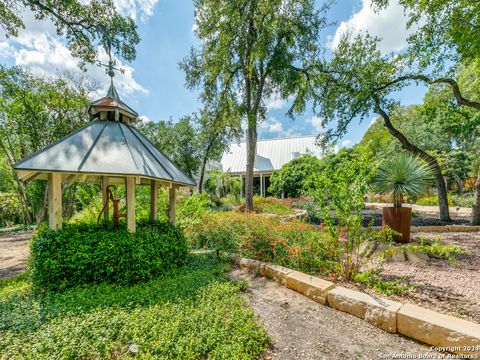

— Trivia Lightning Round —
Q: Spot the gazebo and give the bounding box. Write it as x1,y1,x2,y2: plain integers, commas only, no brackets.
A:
13,83,195,232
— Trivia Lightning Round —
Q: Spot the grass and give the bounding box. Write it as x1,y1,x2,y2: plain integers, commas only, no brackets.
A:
0,254,270,359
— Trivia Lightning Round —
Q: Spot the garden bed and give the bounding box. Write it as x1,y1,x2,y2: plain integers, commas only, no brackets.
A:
337,231,480,323
0,254,270,359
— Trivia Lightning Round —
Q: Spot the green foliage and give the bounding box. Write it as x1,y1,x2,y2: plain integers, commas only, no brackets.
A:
407,237,465,264
184,212,338,275
138,116,201,178
309,150,375,280
30,221,188,292
0,0,140,67
253,196,294,215
0,66,94,225
177,193,212,227
0,192,23,226
353,269,414,296
182,0,328,210
0,255,270,359
269,155,322,197
373,153,435,208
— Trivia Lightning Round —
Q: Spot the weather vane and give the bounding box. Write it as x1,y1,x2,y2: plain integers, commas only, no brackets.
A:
96,25,125,86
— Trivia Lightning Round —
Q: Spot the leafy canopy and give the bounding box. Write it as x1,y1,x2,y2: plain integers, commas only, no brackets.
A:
0,0,140,67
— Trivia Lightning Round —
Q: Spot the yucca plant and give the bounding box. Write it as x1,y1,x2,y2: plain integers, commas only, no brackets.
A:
373,153,435,208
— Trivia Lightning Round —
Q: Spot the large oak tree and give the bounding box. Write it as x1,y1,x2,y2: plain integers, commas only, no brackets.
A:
181,0,327,210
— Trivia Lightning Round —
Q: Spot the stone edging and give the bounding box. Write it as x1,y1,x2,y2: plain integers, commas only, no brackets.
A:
226,253,480,356
370,225,480,233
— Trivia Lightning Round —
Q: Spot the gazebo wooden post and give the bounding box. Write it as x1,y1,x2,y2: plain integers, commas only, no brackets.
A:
150,179,158,221
48,173,62,230
125,177,136,233
168,184,177,226
101,176,109,223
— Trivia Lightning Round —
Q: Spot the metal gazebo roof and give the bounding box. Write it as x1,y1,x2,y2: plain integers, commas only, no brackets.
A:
13,85,195,187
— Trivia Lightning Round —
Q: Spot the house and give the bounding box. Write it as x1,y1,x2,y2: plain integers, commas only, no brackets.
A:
218,135,323,196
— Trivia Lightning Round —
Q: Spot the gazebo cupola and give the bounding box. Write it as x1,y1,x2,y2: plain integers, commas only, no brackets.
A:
13,65,195,232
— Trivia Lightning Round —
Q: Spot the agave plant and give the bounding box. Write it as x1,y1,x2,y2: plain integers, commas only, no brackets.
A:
373,153,435,208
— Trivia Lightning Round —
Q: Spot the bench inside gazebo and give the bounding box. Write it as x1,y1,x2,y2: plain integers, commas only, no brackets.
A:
13,83,195,232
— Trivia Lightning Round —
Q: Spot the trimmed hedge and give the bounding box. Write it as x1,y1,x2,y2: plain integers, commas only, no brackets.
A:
30,221,188,292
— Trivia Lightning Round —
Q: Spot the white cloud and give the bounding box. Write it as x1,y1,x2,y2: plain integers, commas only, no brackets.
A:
341,139,354,148
370,117,379,126
139,114,152,123
0,3,154,98
259,118,284,133
113,0,158,21
266,93,286,110
329,0,414,53
307,116,324,132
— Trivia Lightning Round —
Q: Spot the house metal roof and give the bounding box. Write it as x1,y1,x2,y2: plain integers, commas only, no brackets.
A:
220,135,323,174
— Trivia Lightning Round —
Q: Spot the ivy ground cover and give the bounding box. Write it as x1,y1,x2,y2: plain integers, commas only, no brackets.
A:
0,254,270,359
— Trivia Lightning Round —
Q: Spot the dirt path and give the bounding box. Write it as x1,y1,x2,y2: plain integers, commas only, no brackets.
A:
230,269,436,360
0,230,33,279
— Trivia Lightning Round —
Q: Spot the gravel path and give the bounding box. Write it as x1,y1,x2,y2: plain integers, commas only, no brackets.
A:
229,269,436,360
0,230,33,279
365,203,471,218
341,232,480,323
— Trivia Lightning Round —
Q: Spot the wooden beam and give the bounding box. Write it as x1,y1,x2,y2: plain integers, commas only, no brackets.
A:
17,170,37,182
48,173,62,231
102,176,109,223
126,177,136,233
150,180,158,221
168,184,177,226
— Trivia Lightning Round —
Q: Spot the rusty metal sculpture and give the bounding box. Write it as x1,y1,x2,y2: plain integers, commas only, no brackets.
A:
97,185,126,229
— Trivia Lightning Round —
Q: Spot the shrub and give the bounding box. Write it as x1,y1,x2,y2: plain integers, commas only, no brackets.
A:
184,212,338,275
252,196,294,215
269,154,322,198
30,221,188,292
353,269,414,295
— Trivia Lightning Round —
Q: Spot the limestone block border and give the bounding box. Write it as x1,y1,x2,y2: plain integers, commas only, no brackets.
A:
370,225,480,233
225,252,480,356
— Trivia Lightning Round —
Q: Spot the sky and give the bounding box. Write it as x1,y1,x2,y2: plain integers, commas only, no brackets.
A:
0,0,428,149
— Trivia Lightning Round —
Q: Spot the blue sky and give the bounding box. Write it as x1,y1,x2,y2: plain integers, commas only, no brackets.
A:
0,0,427,148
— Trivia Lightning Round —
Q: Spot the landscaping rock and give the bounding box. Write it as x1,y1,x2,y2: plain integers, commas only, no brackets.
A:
397,303,480,356
384,248,406,263
261,264,293,285
371,242,389,258
327,287,402,333
239,258,264,274
285,270,335,305
405,249,429,264
359,241,377,257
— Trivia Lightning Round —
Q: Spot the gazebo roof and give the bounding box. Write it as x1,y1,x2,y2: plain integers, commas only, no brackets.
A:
13,85,195,187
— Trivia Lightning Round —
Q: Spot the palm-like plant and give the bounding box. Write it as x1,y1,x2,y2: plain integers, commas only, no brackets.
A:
373,153,435,208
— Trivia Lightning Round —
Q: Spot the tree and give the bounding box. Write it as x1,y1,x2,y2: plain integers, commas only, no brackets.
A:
181,0,327,210
138,116,201,179
197,107,241,193
269,154,322,198
308,35,452,220
0,66,90,223
0,0,140,67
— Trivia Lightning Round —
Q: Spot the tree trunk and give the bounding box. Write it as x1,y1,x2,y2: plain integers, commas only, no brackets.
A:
36,184,49,224
471,170,480,225
198,156,208,194
245,117,257,211
14,177,33,225
375,100,451,221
